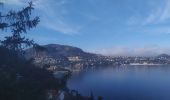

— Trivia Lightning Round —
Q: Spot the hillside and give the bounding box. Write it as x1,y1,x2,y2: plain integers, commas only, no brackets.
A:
157,54,170,58
25,44,97,59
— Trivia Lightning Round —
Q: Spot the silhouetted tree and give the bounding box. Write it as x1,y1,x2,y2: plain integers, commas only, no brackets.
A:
0,2,39,54
0,2,65,100
0,2,88,100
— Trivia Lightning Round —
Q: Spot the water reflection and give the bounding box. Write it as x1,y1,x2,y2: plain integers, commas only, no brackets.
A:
68,65,170,100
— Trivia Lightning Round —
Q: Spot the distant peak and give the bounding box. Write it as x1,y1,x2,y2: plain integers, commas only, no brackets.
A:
157,54,170,58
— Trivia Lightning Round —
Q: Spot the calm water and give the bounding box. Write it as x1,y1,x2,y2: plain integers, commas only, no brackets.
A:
67,65,170,100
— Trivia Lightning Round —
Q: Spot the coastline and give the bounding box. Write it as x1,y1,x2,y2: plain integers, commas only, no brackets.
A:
129,63,163,66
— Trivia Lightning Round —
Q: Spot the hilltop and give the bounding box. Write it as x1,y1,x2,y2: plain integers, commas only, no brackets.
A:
25,44,97,59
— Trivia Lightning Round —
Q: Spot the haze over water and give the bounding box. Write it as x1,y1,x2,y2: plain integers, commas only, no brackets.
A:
68,65,170,100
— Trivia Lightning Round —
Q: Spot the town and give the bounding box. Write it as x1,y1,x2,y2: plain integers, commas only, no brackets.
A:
33,54,170,72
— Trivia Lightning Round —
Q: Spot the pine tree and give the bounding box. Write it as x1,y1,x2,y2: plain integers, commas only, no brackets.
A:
0,2,40,53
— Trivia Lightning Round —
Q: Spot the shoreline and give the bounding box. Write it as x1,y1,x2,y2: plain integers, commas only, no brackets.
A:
129,63,163,66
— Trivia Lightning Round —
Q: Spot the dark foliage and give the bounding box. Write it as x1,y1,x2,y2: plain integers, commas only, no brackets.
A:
0,2,66,100
0,47,65,100
0,2,94,100
0,2,39,52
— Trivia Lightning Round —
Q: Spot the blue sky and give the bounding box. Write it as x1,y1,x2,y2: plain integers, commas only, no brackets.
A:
2,0,170,56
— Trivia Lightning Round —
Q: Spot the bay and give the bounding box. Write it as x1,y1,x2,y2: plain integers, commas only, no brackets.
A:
67,65,170,100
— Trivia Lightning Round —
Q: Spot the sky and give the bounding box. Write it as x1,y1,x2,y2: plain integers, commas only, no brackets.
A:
1,0,170,56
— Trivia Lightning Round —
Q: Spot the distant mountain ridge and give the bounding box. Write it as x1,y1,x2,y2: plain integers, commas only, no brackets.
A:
25,44,170,59
157,54,170,58
25,44,170,67
25,44,97,59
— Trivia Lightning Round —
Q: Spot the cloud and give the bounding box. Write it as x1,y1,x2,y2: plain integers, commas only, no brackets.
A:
159,0,170,22
126,0,170,35
44,20,82,35
1,0,26,5
32,0,84,35
143,0,170,25
127,0,170,26
93,46,170,57
2,0,83,35
142,8,162,25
